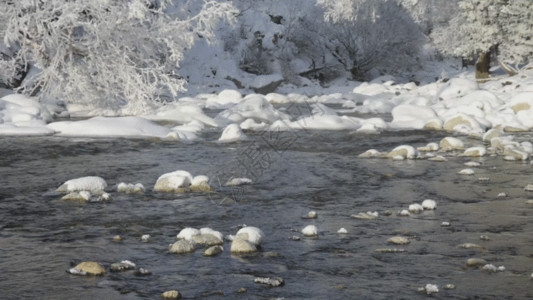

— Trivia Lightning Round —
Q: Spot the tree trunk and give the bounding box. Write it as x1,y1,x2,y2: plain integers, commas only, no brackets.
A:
475,51,490,82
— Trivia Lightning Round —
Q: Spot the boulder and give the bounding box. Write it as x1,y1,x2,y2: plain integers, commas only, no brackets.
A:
169,240,195,254
71,261,106,276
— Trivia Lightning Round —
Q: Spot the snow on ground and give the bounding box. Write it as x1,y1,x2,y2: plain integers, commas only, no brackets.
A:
1,67,533,145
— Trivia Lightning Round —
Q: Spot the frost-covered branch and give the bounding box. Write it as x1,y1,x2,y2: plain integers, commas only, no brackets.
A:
0,0,237,114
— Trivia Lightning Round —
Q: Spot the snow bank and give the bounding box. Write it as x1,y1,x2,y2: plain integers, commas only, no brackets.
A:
206,89,243,109
215,94,289,127
47,116,173,139
390,104,440,130
0,94,55,136
145,103,218,127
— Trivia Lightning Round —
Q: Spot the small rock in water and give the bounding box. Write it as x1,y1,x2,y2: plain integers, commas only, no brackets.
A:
204,245,224,256
93,192,111,202
421,199,437,210
337,228,348,234
466,258,488,267
478,177,490,182
110,260,136,272
417,142,439,152
169,240,195,254
458,168,475,175
113,235,122,242
464,161,482,167
398,210,410,217
68,261,106,276
408,203,424,214
176,227,200,241
480,235,490,241
230,238,257,254
134,268,152,276
375,248,406,253
237,287,247,293
423,284,439,295
225,177,252,186
235,226,264,246
497,192,507,198
441,221,451,227
458,243,483,249
302,225,318,237
482,264,505,272
524,184,533,192
351,211,379,220
141,234,151,242
254,277,285,287
444,284,456,290
428,155,447,162
162,290,181,299
387,236,410,245
302,210,317,219
382,210,393,216
61,191,92,203
191,233,223,247
289,235,301,241
117,182,145,194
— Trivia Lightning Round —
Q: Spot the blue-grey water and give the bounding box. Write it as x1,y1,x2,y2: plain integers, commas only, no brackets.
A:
1,128,533,299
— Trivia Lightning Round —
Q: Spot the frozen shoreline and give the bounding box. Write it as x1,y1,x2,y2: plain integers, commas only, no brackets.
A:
1,69,532,147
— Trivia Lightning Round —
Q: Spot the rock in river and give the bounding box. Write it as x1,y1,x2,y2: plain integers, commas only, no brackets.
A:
68,261,106,276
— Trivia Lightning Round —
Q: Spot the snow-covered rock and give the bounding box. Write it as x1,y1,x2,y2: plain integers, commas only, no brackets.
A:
57,176,107,194
218,123,248,142
387,145,418,159
302,225,318,237
436,78,478,101
154,170,192,193
439,137,464,151
235,226,264,246
390,104,439,130
117,182,145,194
206,89,243,109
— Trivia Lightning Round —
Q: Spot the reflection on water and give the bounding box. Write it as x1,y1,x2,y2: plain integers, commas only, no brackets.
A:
1,131,533,299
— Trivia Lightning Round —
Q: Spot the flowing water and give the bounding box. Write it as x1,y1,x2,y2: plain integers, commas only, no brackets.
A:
1,128,533,299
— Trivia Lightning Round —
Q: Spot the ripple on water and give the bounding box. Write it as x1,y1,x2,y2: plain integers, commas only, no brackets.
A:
1,132,533,298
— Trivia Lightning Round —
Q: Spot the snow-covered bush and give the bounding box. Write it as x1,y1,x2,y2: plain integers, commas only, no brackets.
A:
0,0,237,114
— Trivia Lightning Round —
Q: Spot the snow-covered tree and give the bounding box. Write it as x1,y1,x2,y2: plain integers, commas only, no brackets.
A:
315,0,426,79
431,0,533,79
0,0,237,113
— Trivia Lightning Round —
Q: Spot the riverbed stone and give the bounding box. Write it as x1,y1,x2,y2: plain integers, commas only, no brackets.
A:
110,260,136,272
254,277,285,287
440,137,464,151
169,240,195,254
72,261,106,276
192,233,223,247
466,258,487,267
204,245,224,256
387,236,410,245
61,191,91,203
162,290,181,299
230,238,257,254
351,211,379,220
190,182,213,192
